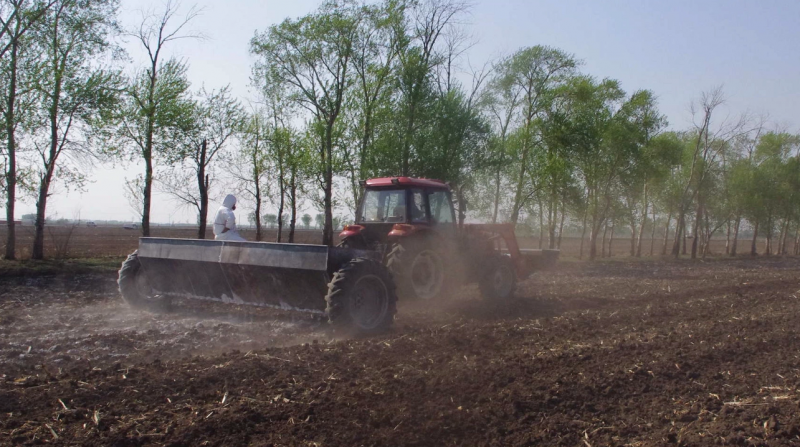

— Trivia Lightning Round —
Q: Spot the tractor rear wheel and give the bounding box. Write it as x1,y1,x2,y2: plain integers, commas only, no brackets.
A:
479,255,517,300
118,251,170,312
325,258,397,333
387,239,447,300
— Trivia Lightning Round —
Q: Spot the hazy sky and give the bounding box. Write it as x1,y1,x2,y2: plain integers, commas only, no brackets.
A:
20,0,800,223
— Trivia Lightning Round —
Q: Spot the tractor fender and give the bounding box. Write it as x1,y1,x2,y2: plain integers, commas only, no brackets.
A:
339,224,365,240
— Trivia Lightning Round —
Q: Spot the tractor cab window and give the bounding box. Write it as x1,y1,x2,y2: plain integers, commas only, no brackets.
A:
428,190,454,224
360,189,407,223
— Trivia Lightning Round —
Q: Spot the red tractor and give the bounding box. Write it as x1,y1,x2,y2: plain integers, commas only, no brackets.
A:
339,177,558,301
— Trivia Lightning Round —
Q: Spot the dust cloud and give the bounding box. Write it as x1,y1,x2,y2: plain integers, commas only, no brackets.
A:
0,275,331,377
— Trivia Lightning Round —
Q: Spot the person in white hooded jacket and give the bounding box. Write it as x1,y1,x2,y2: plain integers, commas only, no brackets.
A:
213,194,246,241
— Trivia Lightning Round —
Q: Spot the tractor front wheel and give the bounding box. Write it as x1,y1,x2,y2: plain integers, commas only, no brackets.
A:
479,255,517,300
325,258,397,333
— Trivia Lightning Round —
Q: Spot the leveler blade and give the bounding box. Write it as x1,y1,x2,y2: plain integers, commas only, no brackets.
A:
137,238,330,313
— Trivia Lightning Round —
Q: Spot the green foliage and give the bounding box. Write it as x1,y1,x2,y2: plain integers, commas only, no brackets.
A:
2,0,798,261
251,0,360,245
107,59,194,160
734,132,800,230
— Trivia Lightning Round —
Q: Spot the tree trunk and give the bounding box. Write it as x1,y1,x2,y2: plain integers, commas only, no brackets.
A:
196,140,208,239
629,217,636,257
492,167,501,224
579,206,588,260
601,221,608,258
401,99,416,177
33,61,63,259
778,219,789,255
142,156,153,237
141,55,159,238
701,209,711,259
288,167,297,243
457,185,467,229
548,196,556,249
509,149,529,225
276,135,287,243
671,209,684,258
794,226,800,256
649,206,657,256
32,174,53,259
537,201,543,249
355,109,372,208
690,200,701,259
764,218,772,256
322,124,334,246
608,220,615,257
725,220,731,255
253,155,262,242
750,219,759,256
661,211,672,256
33,114,61,259
276,184,285,243
4,38,19,260
674,215,686,259
636,188,649,257
557,203,566,249
682,216,687,255
730,217,740,256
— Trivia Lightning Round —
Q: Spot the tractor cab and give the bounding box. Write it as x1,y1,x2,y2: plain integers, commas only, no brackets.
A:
339,176,558,302
339,177,456,250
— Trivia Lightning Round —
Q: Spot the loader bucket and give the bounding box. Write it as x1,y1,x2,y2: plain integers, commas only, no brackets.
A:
135,238,331,313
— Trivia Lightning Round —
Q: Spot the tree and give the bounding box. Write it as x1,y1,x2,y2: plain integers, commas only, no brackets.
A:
301,213,312,228
109,0,199,237
557,77,665,260
225,108,270,241
394,0,468,177
610,90,669,257
489,46,579,225
422,73,491,225
482,58,522,224
341,0,402,209
255,75,308,244
282,127,312,243
160,86,244,239
1,0,56,259
670,88,749,259
29,0,121,259
251,0,358,246
733,132,800,256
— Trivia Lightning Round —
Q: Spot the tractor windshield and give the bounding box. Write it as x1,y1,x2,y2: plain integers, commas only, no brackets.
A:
360,189,407,223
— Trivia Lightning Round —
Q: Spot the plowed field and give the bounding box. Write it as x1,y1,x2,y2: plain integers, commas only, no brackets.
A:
2,257,800,446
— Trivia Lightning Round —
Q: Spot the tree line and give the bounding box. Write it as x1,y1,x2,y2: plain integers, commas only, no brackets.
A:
2,0,798,260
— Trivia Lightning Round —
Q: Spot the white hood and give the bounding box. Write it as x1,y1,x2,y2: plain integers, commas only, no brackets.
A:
222,194,236,208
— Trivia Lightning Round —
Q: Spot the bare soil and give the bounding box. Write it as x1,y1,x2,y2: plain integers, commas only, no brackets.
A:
2,257,800,446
